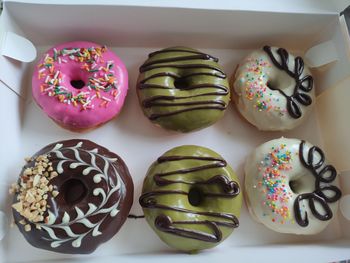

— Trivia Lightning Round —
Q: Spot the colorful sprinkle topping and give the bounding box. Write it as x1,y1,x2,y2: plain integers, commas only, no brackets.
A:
256,144,296,224
238,56,287,116
37,46,120,110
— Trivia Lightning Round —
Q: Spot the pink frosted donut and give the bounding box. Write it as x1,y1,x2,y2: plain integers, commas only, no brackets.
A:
32,41,128,131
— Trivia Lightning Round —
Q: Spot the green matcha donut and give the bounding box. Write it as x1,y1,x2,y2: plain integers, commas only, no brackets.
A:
139,145,242,252
137,47,230,133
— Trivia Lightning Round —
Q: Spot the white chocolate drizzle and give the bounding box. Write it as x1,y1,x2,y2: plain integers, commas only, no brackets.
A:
37,142,122,248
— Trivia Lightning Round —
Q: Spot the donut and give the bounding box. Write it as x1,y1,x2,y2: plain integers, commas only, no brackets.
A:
137,47,230,133
139,145,242,252
244,137,341,234
32,41,128,132
232,46,315,131
10,139,133,254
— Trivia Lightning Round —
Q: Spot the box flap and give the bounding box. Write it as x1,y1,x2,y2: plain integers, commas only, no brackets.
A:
0,9,36,96
314,16,350,170
305,40,338,68
1,31,36,63
317,75,350,173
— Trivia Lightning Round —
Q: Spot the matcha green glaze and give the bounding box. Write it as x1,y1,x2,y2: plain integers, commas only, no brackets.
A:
137,47,230,133
139,145,242,252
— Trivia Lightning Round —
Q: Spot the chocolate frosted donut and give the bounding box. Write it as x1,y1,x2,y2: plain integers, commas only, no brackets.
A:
137,47,230,133
139,145,242,252
11,139,133,254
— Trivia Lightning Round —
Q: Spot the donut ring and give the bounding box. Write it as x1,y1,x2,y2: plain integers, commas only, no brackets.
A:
139,145,242,252
32,41,128,132
244,137,341,234
232,46,315,131
137,47,230,133
12,139,133,254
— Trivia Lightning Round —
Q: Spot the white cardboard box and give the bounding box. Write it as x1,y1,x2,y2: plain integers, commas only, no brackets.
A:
1,1,350,262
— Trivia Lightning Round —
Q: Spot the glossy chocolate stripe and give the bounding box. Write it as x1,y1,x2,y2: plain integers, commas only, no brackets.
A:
143,99,226,108
139,191,239,225
155,156,226,178
141,83,229,118
140,72,181,84
139,84,173,90
140,154,240,242
139,63,226,75
263,46,295,78
140,83,229,92
148,48,219,62
157,155,226,163
262,45,313,119
142,94,227,106
155,214,222,242
293,140,341,227
149,106,227,120
141,54,218,70
154,174,240,197
138,47,229,131
139,72,226,85
154,156,238,197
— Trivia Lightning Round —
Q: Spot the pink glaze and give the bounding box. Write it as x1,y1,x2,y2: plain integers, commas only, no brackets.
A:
32,41,128,131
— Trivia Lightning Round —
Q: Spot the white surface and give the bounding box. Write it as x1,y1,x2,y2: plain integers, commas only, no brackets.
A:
0,45,346,263
3,2,337,49
1,1,350,263
1,0,346,13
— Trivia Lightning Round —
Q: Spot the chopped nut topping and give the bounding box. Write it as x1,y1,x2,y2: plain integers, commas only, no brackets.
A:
10,154,59,228
24,224,31,232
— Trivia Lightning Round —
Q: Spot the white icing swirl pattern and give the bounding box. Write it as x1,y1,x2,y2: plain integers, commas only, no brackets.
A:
37,142,122,248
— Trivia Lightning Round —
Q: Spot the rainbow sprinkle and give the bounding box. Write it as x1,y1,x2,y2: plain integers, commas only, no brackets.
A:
238,56,287,116
37,46,120,110
256,144,297,224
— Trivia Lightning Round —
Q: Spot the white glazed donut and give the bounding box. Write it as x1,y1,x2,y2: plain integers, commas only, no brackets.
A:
244,137,341,234
232,46,315,131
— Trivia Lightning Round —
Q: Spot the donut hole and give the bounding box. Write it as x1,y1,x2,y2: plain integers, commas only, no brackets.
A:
70,79,85,89
267,72,295,96
266,80,278,91
60,178,88,206
174,77,189,90
188,188,203,206
289,180,301,194
289,174,315,194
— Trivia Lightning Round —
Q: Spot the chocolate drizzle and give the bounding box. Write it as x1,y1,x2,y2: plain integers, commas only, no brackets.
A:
263,46,313,119
139,72,226,87
293,140,342,227
139,154,240,243
148,48,219,62
137,47,229,123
